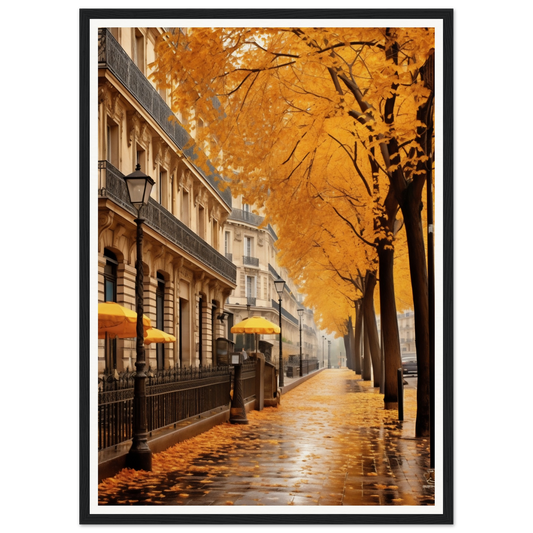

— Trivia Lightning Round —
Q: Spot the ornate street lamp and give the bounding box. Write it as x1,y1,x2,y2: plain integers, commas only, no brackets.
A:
322,335,325,368
298,308,304,377
274,279,286,387
123,164,155,471
328,340,331,369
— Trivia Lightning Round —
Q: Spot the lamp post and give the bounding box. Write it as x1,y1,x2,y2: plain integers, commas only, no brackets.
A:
123,164,155,471
246,303,252,351
322,335,325,369
328,340,331,369
274,279,286,387
298,308,304,377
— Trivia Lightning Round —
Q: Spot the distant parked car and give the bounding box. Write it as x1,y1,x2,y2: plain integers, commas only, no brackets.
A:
401,354,417,375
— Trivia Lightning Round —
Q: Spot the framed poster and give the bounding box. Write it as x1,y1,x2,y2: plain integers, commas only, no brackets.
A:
75,4,460,531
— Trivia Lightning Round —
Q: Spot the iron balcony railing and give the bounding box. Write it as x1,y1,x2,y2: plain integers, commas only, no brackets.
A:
98,28,232,209
99,160,236,285
228,209,278,241
271,299,299,326
243,255,259,267
268,263,280,279
229,208,263,226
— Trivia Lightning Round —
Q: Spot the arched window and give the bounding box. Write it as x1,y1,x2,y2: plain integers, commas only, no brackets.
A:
198,296,203,365
156,272,165,370
103,249,117,302
103,249,118,371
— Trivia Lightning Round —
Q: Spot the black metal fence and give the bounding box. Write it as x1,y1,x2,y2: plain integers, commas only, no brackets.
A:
98,376,134,451
98,357,320,452
240,360,257,400
285,358,320,379
98,365,238,451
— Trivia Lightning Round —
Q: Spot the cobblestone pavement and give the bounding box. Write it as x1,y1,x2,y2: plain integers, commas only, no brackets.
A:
98,369,435,507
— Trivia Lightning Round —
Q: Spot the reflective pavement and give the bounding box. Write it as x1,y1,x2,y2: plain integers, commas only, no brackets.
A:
98,368,434,507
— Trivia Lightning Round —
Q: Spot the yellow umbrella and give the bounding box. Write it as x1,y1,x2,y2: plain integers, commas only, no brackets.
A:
231,316,280,355
230,316,280,334
98,302,151,339
144,327,176,345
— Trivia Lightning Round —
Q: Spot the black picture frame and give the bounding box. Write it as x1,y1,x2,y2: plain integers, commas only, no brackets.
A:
80,8,453,525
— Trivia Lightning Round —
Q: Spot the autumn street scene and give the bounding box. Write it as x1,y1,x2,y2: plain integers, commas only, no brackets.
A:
99,369,433,506
96,25,438,512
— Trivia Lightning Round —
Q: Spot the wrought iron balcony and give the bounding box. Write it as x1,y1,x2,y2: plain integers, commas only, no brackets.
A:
229,208,263,226
99,160,236,285
98,28,232,209
243,255,259,267
271,299,299,326
228,208,278,241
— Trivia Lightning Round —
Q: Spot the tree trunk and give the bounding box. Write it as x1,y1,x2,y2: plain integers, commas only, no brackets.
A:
346,315,355,371
378,244,402,409
363,271,381,388
362,317,372,381
354,300,363,374
343,331,351,370
402,189,430,437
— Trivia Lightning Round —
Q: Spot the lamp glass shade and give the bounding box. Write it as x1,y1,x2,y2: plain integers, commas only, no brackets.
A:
298,308,304,317
124,165,155,210
273,279,286,295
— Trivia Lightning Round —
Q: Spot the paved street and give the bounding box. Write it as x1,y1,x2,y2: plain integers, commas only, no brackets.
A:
98,368,434,507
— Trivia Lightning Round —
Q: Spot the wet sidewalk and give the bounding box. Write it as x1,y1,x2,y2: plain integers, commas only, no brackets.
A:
98,369,434,507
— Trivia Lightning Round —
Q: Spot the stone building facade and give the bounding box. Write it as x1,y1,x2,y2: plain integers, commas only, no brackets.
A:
97,27,236,373
221,197,321,367
97,26,326,375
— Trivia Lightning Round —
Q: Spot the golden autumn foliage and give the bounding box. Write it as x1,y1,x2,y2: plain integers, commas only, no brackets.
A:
150,26,433,322
151,28,435,434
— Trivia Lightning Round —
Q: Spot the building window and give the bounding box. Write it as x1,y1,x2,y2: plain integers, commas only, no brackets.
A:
225,231,232,260
106,120,119,168
182,188,190,226
103,249,118,302
198,205,205,239
133,29,145,73
246,275,256,298
244,236,253,258
159,168,168,207
136,148,146,176
212,219,219,249
198,296,203,364
170,174,175,214
156,272,165,370
103,249,118,371
243,236,259,266
243,203,251,222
